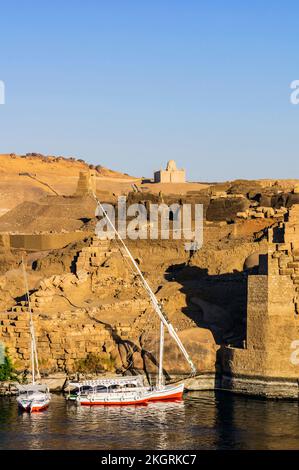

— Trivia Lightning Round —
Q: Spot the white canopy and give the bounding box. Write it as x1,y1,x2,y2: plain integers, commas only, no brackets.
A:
67,375,145,389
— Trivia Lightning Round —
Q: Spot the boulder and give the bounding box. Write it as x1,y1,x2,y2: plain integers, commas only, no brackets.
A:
237,211,249,219
142,327,219,376
206,197,250,222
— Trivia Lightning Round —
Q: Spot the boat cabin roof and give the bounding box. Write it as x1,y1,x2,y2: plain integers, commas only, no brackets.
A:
68,376,145,389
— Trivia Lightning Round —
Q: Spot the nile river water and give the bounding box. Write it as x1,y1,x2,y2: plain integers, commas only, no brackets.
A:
1,391,299,450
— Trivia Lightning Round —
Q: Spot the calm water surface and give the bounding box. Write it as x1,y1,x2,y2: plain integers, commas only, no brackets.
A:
1,391,299,450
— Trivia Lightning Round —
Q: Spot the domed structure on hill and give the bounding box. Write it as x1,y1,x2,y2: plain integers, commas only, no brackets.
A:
166,159,177,171
154,160,186,183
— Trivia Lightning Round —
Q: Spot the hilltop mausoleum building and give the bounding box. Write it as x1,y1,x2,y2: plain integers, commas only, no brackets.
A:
154,160,186,183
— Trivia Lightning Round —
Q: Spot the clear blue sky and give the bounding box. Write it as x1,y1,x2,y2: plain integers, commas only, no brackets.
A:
0,1,298,181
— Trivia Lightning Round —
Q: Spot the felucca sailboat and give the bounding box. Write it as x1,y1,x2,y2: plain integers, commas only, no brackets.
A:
69,195,196,406
16,259,51,412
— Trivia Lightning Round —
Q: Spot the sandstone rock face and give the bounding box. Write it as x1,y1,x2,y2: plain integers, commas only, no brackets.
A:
142,327,219,377
0,232,256,380
1,163,299,396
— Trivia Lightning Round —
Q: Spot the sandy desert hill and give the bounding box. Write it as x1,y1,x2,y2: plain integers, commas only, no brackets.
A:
0,153,140,218
1,152,299,234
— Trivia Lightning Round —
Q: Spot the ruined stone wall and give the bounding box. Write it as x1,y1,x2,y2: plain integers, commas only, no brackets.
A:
9,231,92,251
284,205,299,246
0,236,154,376
74,170,96,196
221,209,299,397
0,309,131,374
223,269,299,379
0,233,10,249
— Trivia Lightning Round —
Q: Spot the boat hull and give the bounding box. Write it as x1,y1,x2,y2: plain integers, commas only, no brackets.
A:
76,383,184,406
29,402,49,413
17,393,50,413
17,399,50,413
146,383,184,402
79,398,148,406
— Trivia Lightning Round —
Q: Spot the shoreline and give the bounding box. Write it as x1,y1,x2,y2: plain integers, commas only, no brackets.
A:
2,371,299,401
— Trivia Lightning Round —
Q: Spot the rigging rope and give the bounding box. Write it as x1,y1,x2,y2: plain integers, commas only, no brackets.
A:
21,256,41,382
92,192,197,377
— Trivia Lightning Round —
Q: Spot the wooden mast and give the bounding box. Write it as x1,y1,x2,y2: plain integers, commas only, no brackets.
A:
22,257,40,384
158,321,164,388
93,193,197,378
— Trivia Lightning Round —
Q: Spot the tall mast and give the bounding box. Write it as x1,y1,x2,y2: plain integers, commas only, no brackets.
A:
22,257,40,384
93,194,197,376
158,321,164,388
31,337,35,385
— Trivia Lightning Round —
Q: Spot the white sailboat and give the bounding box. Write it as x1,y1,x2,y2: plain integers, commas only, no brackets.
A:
16,259,51,413
68,196,196,406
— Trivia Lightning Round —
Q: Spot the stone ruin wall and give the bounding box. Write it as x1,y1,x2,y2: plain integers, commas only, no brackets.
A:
0,310,121,374
0,233,222,379
222,205,299,397
0,237,147,377
74,170,96,197
0,233,10,249
9,231,93,251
